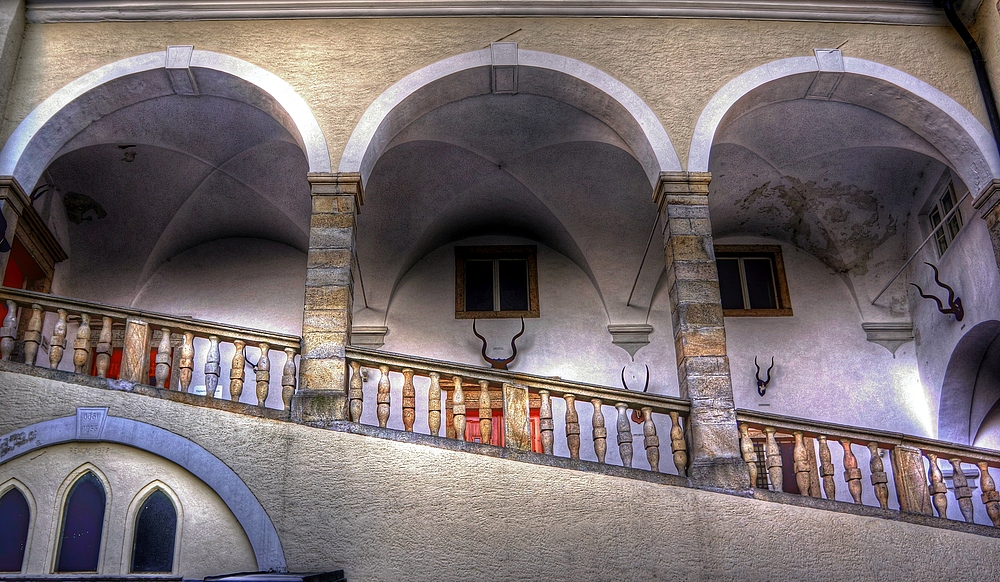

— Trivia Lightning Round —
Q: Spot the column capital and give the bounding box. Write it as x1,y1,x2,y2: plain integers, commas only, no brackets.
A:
308,172,365,208
652,171,712,210
973,178,1000,222
0,175,30,213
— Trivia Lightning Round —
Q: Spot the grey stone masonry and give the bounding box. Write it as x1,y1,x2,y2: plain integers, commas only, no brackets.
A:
653,171,750,492
292,172,364,422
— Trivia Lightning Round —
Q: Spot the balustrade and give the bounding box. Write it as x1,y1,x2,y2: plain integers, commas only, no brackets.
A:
346,346,690,476
739,410,1000,528
0,288,299,411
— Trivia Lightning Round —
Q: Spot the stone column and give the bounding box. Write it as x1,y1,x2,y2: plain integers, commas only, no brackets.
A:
653,172,749,492
291,172,364,423
973,179,1000,270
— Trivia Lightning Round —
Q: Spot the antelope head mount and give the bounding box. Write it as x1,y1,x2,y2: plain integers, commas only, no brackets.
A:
755,356,774,397
472,318,525,370
911,262,964,321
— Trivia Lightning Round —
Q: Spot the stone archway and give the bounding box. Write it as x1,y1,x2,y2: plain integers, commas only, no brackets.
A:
939,321,1000,445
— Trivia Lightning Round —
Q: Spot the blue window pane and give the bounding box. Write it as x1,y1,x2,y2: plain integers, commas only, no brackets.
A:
0,488,30,572
56,472,105,572
131,490,177,573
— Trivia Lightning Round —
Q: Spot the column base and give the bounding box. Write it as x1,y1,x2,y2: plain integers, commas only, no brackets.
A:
291,390,349,424
688,456,753,494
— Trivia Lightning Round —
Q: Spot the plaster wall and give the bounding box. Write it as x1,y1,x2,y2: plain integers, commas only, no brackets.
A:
0,442,257,579
3,371,1000,580
0,0,24,118
0,18,987,173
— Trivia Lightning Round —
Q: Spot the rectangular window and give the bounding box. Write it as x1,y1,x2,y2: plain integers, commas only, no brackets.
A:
715,245,792,317
929,182,963,256
456,246,539,319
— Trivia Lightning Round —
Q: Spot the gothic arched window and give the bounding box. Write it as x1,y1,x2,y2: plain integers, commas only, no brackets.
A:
0,487,30,572
55,472,105,572
130,489,177,573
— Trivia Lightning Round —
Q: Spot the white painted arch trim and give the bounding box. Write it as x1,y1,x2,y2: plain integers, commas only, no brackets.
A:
688,55,1000,197
339,47,682,189
0,48,330,190
0,414,286,572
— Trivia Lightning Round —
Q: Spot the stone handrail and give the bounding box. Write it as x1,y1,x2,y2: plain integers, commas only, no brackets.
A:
738,409,1000,527
346,346,690,475
0,287,300,410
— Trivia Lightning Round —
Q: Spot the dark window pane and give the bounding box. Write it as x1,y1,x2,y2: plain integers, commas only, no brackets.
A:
744,258,777,309
0,488,30,572
465,260,494,312
498,259,529,311
56,472,105,572
131,490,177,573
717,258,744,310
929,207,942,228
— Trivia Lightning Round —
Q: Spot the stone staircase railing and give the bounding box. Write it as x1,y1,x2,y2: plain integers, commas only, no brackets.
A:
346,346,691,475
0,288,300,410
739,410,1000,527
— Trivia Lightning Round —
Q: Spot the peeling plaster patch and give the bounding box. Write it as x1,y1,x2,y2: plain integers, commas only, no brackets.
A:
738,176,898,276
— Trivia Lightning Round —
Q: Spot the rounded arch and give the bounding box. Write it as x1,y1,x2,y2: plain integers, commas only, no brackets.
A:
0,414,285,571
939,320,1000,444
688,54,1000,197
122,481,183,575
0,47,331,191
339,47,681,189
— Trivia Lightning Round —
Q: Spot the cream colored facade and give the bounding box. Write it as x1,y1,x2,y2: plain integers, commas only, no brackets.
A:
1,0,1000,579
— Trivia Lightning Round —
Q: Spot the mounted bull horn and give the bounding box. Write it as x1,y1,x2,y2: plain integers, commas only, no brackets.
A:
911,262,964,321
755,356,774,397
473,318,525,370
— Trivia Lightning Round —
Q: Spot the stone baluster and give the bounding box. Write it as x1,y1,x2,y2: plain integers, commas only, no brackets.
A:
204,336,221,398
565,394,581,460
453,376,466,441
764,426,782,492
402,369,417,432
94,317,113,378
478,380,491,444
616,403,633,469
539,390,554,455
841,439,863,504
254,343,270,406
22,304,42,367
0,300,17,361
739,424,758,487
155,328,172,388
428,372,441,436
281,348,296,410
642,407,659,473
818,435,836,500
49,309,67,369
348,360,364,422
950,457,975,523
591,398,607,463
376,364,390,427
71,313,91,374
179,332,195,393
868,442,889,509
669,411,687,477
230,339,246,402
927,453,948,518
793,431,811,497
977,462,1000,527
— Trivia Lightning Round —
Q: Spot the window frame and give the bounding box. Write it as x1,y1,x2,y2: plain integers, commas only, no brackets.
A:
455,245,539,319
0,479,34,574
927,181,964,257
714,244,792,317
123,482,182,575
51,465,110,574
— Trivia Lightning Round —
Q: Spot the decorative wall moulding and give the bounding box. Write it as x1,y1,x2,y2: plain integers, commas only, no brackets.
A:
351,326,388,349
608,323,653,360
861,322,914,356
25,0,961,25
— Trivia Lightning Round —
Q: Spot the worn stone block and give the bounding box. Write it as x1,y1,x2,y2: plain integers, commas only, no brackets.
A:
306,267,353,288
665,203,710,220
670,279,722,306
298,356,347,392
674,302,724,328
677,356,731,379
301,309,349,335
674,327,727,362
307,249,352,269
301,331,349,359
309,227,355,250
305,286,352,311
665,235,713,262
688,456,752,491
291,389,349,423
310,213,356,230
688,400,738,422
680,374,735,401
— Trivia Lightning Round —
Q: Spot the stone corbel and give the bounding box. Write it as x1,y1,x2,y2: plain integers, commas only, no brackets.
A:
351,326,388,349
608,324,653,360
861,322,914,356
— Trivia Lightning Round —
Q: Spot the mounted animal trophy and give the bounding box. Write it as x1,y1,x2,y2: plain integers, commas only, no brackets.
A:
472,318,525,370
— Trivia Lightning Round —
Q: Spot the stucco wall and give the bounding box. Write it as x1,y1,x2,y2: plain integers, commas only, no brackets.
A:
0,441,257,578
0,17,987,173
3,370,1000,580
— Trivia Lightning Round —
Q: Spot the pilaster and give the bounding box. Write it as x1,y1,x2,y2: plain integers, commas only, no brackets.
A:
292,172,363,423
0,176,67,287
654,171,750,492
973,179,1000,270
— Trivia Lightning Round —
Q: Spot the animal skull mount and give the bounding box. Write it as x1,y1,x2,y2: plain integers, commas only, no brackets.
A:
911,262,964,322
472,318,525,370
755,356,774,397
621,364,650,424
